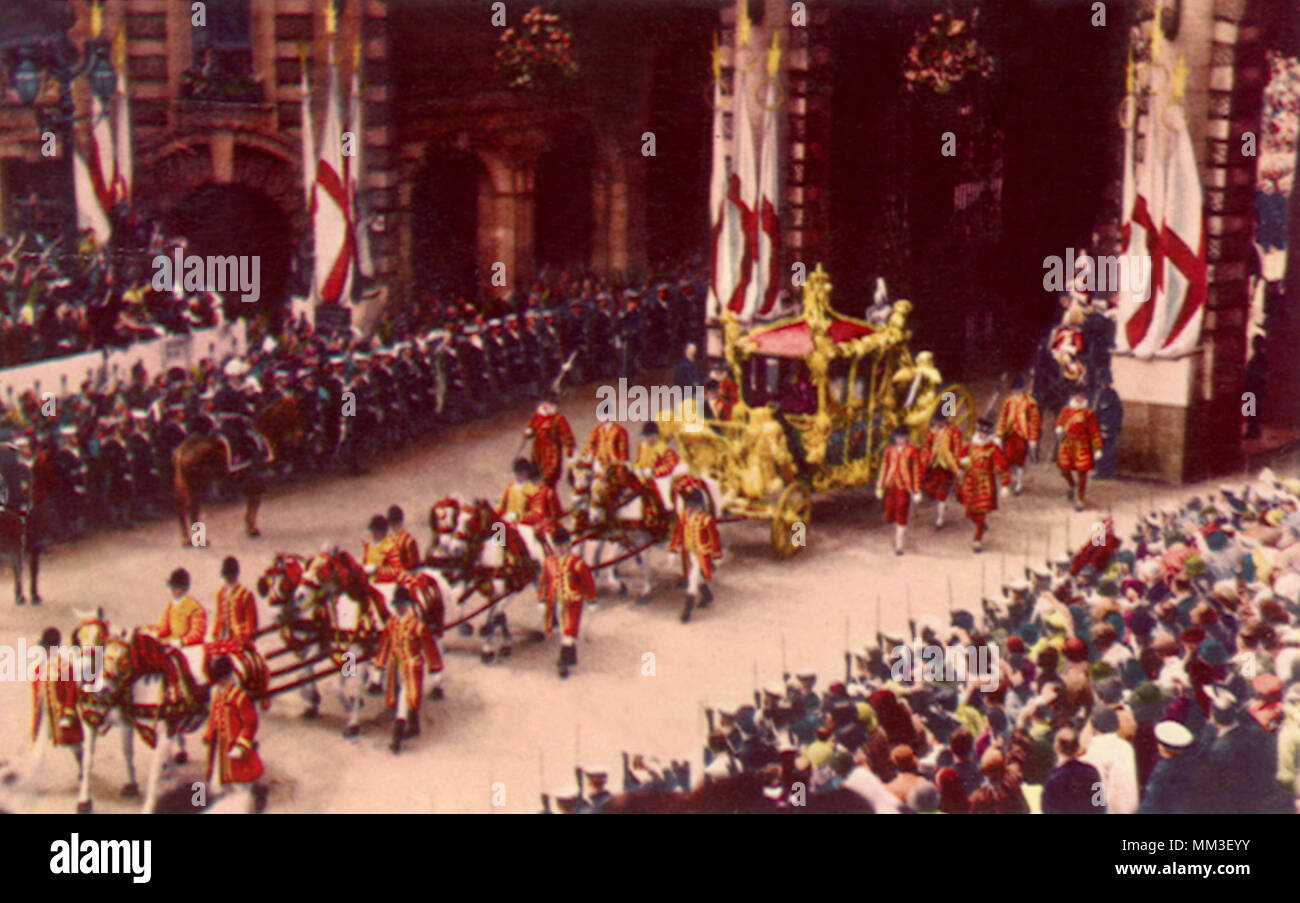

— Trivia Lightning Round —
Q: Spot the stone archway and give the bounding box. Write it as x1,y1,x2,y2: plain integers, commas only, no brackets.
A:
135,137,301,321
164,182,295,320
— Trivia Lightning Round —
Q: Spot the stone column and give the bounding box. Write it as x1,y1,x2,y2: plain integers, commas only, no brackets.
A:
591,162,611,273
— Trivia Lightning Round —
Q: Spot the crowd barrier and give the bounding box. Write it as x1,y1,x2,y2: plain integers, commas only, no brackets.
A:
0,320,248,403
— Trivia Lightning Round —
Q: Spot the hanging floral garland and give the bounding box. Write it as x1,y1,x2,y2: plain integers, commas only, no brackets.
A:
902,8,995,95
1258,51,1299,198
495,6,578,91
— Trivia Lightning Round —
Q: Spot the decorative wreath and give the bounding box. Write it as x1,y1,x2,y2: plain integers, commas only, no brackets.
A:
902,8,995,95
1258,51,1299,197
495,6,578,91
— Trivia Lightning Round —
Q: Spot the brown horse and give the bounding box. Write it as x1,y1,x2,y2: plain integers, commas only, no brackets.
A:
172,396,305,546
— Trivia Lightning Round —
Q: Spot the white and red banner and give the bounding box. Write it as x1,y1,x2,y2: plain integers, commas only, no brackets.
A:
755,37,782,318
312,43,355,307
726,36,759,321
1114,43,1206,359
706,66,732,322
111,31,133,206
349,47,373,280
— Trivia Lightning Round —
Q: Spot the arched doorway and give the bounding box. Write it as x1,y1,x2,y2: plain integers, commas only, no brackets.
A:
412,149,486,299
165,183,294,322
536,127,595,271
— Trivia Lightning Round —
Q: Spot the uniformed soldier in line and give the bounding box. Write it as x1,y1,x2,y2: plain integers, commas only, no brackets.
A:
562,298,588,384
536,310,562,392
515,313,541,399
591,294,616,380
616,292,643,379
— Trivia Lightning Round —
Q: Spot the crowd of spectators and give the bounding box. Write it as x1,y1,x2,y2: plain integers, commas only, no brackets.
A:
0,218,223,367
609,471,1300,813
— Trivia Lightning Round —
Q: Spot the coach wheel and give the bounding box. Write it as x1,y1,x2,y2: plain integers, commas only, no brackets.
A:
771,480,812,558
939,384,978,439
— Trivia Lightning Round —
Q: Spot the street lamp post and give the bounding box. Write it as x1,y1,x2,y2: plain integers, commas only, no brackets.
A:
4,35,117,242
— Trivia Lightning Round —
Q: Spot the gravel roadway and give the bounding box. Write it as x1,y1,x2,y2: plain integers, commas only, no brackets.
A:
1,379,1291,813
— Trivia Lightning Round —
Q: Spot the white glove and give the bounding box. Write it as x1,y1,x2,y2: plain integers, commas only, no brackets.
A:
999,486,1010,499
1054,427,1064,437
229,744,247,760
911,493,922,505
1029,441,1038,453
363,563,378,576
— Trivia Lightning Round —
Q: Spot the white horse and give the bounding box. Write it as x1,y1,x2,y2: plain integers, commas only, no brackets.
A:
569,462,666,603
71,615,210,814
428,496,545,662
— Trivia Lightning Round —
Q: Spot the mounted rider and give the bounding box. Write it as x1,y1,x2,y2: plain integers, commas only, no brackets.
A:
212,357,269,473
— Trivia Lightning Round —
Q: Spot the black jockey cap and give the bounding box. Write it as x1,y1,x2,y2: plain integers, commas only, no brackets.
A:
40,626,60,647
512,457,534,479
208,655,234,684
392,585,413,609
551,524,571,546
168,568,191,591
642,421,659,437
1011,374,1027,391
368,514,389,535
221,556,240,581
386,505,404,527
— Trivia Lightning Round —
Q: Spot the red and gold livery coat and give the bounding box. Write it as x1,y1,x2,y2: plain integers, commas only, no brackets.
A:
997,395,1041,467
212,583,258,647
539,552,596,640
373,610,442,712
388,529,421,572
1055,405,1102,473
958,441,1010,515
363,537,411,583
525,412,575,486
634,440,679,477
31,655,83,747
879,443,922,494
669,509,723,582
204,684,264,785
154,595,208,647
583,422,629,467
